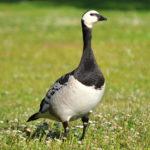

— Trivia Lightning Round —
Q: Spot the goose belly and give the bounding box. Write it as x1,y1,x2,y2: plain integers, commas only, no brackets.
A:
50,76,105,122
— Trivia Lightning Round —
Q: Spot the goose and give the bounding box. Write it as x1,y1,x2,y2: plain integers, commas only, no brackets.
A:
27,10,107,140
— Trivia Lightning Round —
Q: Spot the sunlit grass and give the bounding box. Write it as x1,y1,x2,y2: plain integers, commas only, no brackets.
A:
0,2,150,149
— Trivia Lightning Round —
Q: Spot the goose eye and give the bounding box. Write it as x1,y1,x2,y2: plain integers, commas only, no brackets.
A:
90,13,95,16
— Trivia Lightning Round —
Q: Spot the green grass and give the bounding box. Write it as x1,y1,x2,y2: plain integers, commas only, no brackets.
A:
0,1,150,149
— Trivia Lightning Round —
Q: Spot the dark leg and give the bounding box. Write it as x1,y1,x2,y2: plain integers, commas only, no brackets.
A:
62,121,69,138
80,116,89,140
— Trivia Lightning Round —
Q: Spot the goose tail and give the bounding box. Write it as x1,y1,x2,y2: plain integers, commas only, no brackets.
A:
27,112,40,122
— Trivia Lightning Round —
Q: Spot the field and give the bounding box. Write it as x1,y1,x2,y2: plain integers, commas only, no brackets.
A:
0,1,150,149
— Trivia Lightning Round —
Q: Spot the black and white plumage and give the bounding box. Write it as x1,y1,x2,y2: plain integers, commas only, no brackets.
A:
27,10,107,140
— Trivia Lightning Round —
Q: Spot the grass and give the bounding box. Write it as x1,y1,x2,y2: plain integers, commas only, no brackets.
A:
0,1,150,149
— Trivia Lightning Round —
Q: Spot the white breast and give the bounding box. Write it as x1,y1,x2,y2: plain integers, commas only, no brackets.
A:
49,76,105,122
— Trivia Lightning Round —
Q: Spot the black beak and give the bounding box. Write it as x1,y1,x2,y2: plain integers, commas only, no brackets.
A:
98,15,107,21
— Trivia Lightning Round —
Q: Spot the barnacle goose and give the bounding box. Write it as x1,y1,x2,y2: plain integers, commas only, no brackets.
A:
27,10,107,140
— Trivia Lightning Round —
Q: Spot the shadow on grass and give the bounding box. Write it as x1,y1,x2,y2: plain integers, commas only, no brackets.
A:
0,0,149,11
26,122,61,141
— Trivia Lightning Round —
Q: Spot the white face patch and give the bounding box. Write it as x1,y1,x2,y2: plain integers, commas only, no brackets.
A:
82,10,99,28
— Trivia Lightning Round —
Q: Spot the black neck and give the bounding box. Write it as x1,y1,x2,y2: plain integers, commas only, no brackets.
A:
78,20,96,68
74,20,104,89
82,20,92,49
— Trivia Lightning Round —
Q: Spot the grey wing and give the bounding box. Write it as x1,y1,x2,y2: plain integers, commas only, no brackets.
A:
39,97,50,113
39,70,75,113
39,84,57,113
39,80,64,113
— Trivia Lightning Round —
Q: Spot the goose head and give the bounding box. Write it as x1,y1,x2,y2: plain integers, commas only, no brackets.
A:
82,10,107,28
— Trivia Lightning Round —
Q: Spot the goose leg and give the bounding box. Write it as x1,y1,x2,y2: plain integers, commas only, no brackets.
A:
80,116,89,140
62,121,69,139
